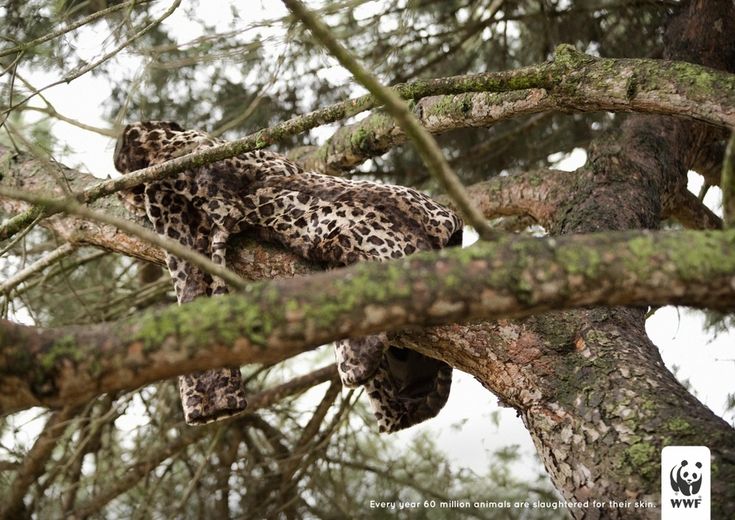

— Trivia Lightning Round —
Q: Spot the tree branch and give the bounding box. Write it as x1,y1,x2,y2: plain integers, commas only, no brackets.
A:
0,144,319,280
2,227,734,415
0,184,248,289
439,168,567,227
0,405,81,519
723,131,735,228
71,365,337,517
283,0,496,239
0,0,155,59
2,46,733,240
0,242,77,295
298,54,735,173
667,188,723,230
293,89,556,174
2,0,182,116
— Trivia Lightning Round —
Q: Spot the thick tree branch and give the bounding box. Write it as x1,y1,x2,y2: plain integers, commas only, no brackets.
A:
0,144,719,310
0,146,553,278
296,50,735,173
1,227,734,414
293,89,556,174
2,46,733,240
506,2,735,514
389,321,547,411
666,188,723,230
439,168,567,227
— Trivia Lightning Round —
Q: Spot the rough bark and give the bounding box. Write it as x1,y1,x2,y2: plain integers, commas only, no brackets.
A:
1,225,734,416
474,1,735,518
0,147,717,292
295,47,735,174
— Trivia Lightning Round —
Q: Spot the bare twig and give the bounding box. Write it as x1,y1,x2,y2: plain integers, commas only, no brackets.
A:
172,426,225,514
0,185,247,290
0,206,45,242
0,0,154,59
1,0,181,118
0,213,42,256
273,388,355,517
252,382,347,519
399,0,504,82
9,250,109,301
58,397,117,514
0,406,81,520
282,0,496,239
246,365,338,410
697,183,711,202
21,106,116,138
72,365,337,517
0,242,77,295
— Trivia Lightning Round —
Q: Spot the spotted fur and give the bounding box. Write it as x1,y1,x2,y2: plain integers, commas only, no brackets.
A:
113,121,463,432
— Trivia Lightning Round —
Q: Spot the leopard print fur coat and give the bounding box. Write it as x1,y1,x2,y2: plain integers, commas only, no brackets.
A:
113,121,462,433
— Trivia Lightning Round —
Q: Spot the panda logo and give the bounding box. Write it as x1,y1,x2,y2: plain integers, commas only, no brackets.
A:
669,459,703,496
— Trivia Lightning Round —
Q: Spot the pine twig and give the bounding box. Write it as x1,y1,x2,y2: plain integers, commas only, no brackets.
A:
0,0,154,59
72,365,337,517
282,0,497,240
0,242,77,295
1,0,181,118
0,185,247,290
0,406,81,519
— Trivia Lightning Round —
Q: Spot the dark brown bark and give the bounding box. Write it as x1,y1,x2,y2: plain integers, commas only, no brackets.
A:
466,1,735,518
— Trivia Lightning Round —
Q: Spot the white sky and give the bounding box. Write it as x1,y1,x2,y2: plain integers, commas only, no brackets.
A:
3,0,733,492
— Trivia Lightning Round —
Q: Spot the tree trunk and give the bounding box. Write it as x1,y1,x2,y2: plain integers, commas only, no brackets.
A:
482,1,735,517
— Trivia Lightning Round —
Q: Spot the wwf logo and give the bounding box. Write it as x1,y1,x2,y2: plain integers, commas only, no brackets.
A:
661,446,709,519
669,459,703,496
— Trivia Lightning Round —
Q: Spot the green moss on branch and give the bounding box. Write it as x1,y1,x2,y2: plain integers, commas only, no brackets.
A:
2,227,735,414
